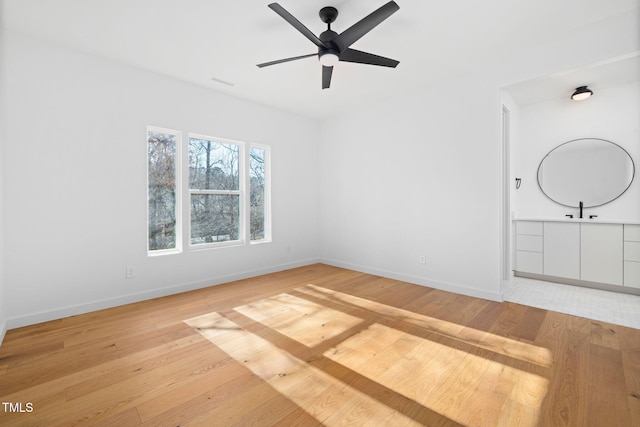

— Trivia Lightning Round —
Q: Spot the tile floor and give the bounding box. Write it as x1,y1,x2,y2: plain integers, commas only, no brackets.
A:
502,276,640,329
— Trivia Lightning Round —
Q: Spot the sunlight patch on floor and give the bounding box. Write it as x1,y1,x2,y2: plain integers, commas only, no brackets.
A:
185,311,422,426
185,285,551,426
300,283,553,368
324,322,548,426
235,292,362,347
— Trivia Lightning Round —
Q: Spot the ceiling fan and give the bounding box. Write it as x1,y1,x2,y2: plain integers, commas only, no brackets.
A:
257,1,400,89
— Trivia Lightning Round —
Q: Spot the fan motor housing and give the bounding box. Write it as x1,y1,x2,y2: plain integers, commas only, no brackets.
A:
319,30,340,57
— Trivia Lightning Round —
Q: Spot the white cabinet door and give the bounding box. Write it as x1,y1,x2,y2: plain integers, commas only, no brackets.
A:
544,222,580,279
581,223,623,285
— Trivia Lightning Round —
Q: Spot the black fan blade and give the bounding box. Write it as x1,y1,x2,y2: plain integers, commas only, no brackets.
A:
268,3,326,48
322,65,333,89
334,1,399,52
257,53,317,68
339,48,399,68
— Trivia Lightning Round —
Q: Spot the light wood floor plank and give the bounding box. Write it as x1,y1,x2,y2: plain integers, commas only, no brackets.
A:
1,263,639,426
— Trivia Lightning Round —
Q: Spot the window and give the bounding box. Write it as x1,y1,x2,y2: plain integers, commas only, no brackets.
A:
249,146,270,242
189,136,241,246
147,127,270,254
147,127,181,254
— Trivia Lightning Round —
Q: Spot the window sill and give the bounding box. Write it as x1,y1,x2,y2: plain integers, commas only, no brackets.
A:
250,239,272,246
190,240,244,251
148,248,182,257
149,239,272,256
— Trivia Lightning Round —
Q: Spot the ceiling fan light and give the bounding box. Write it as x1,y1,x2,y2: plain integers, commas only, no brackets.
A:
571,86,593,101
319,52,339,67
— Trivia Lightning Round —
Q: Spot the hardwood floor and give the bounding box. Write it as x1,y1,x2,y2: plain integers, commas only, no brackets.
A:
1,263,639,426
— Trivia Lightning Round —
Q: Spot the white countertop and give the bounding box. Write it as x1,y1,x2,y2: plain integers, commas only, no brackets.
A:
514,217,640,225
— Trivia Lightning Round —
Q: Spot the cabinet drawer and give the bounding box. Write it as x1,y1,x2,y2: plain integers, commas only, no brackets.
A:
624,224,640,242
624,261,640,289
516,251,543,274
516,221,543,236
624,241,640,262
516,235,543,252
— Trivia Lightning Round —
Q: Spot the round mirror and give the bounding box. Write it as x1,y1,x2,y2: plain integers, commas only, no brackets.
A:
537,138,635,207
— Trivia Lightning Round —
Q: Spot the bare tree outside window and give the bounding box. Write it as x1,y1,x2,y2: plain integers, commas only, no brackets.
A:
148,130,177,251
189,138,240,244
250,147,266,241
148,128,270,254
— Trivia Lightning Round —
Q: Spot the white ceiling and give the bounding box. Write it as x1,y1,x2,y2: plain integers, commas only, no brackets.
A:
2,0,639,119
506,53,640,106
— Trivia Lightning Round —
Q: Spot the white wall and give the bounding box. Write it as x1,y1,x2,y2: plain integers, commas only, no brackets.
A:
316,4,638,302
0,25,7,342
2,31,321,327
1,2,637,332
514,82,640,221
319,74,504,301
500,90,521,279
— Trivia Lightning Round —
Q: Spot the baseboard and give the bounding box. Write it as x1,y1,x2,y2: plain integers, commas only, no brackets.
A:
0,318,7,347
513,271,640,296
6,258,321,330
320,258,503,302
5,257,503,330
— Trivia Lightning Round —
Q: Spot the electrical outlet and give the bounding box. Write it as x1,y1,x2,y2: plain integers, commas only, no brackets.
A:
419,256,426,264
125,266,135,279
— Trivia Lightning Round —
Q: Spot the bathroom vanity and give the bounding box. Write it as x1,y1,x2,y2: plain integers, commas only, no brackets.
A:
512,136,638,294
514,219,640,294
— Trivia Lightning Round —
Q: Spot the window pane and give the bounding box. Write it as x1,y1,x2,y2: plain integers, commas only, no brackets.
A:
148,131,177,250
250,147,266,241
190,194,240,244
189,138,239,190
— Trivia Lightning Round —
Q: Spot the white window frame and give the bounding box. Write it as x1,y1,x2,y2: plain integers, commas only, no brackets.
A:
188,134,246,250
147,126,182,256
147,128,271,255
248,143,272,244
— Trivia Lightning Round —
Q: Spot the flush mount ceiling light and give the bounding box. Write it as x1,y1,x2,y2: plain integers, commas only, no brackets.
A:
571,86,593,101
